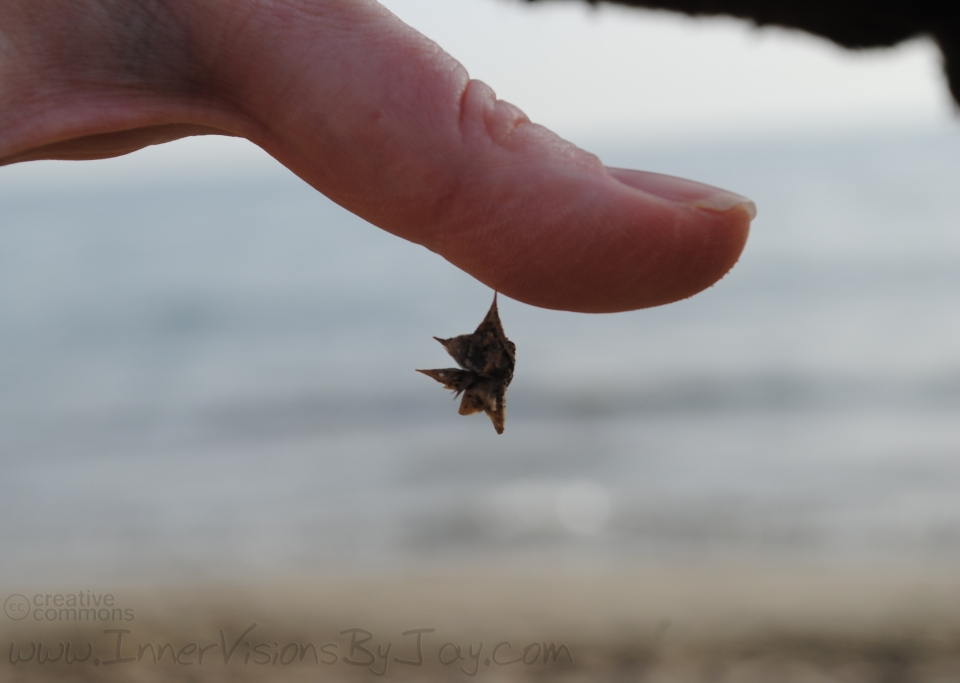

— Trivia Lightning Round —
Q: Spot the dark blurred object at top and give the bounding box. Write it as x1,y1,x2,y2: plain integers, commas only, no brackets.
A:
523,0,960,104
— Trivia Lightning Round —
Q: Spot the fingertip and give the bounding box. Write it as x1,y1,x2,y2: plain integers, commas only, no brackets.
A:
605,167,756,222
436,159,754,313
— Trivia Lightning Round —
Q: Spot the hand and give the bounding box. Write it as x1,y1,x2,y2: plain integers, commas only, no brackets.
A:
0,0,754,312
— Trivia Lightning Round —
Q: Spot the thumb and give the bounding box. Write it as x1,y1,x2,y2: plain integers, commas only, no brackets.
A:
223,0,755,312
0,0,755,313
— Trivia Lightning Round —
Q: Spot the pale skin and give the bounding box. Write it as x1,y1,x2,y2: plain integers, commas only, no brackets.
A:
0,0,755,313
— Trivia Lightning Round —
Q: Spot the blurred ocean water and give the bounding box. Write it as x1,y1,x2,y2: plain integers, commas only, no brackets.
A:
1,127,959,582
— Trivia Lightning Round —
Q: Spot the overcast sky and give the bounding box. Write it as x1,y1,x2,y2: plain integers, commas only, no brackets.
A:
380,0,952,142
1,0,954,185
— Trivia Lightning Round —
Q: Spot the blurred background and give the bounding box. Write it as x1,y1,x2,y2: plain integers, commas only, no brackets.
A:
2,0,960,680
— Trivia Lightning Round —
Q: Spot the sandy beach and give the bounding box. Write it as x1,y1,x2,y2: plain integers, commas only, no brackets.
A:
5,560,960,682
